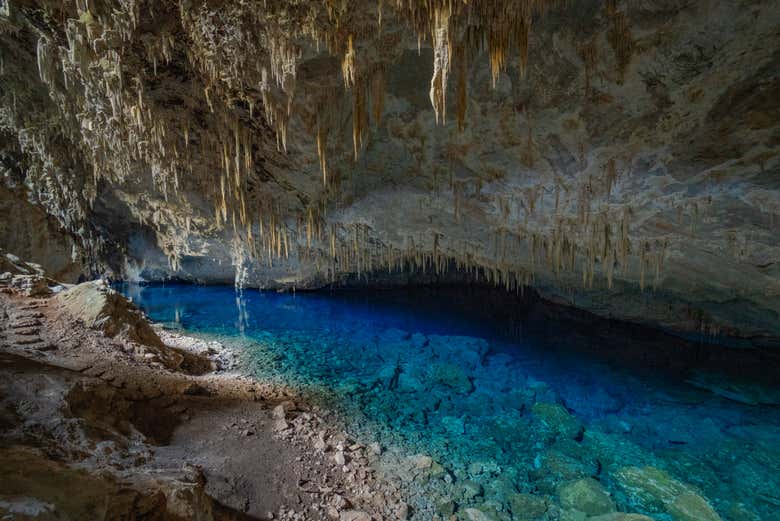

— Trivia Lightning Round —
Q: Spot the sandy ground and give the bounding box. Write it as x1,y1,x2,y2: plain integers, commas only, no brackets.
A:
0,279,410,521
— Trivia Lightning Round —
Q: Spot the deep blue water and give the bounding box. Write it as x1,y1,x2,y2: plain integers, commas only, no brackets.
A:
120,283,780,520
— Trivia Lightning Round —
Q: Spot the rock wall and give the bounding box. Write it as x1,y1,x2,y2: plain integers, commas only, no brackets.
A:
0,0,778,343
0,185,82,282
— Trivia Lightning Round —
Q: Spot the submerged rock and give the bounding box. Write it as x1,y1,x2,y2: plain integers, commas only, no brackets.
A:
507,493,547,520
557,478,615,516
612,466,698,513
432,363,474,394
459,480,484,501
532,403,584,441
532,448,599,495
668,493,723,521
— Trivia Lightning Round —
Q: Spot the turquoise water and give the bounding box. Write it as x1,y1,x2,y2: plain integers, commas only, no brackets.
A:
120,283,780,521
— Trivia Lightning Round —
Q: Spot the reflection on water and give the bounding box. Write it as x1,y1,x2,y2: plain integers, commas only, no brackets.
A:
119,283,780,521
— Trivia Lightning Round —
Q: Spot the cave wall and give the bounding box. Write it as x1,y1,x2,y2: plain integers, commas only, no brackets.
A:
0,0,778,343
0,183,82,282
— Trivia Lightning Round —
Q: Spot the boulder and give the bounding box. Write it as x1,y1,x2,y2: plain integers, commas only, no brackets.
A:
612,466,697,513
57,281,164,348
340,511,371,521
668,493,722,521
532,403,584,440
432,363,474,394
557,478,615,516
437,499,457,517
460,506,500,521
459,480,484,501
507,493,547,520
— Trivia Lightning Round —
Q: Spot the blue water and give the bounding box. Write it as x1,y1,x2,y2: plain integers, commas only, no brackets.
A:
120,283,780,520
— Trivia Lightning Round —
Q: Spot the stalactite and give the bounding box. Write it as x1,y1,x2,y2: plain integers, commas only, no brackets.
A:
605,0,634,82
429,5,451,124
518,12,530,78
455,45,467,132
605,157,617,197
342,35,356,89
579,37,598,96
317,123,328,186
370,67,385,124
352,79,367,161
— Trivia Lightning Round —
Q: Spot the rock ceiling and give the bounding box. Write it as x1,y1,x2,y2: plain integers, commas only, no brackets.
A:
0,0,779,342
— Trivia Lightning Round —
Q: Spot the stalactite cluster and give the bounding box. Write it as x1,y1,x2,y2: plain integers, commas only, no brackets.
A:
0,0,681,296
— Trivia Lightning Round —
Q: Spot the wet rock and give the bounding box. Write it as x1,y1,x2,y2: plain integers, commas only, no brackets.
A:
531,403,584,441
507,493,547,520
557,478,615,516
612,466,697,513
668,493,722,521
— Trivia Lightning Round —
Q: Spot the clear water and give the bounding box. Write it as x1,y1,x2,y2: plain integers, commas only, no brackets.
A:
120,283,780,521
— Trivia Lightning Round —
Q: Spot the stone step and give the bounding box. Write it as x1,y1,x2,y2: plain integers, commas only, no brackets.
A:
13,312,44,319
13,328,40,336
10,320,42,329
15,337,43,346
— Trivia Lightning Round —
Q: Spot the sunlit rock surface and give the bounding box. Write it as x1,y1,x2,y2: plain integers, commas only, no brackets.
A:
1,0,778,341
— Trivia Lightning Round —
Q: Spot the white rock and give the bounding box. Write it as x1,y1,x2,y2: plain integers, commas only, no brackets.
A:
333,451,346,466
339,511,371,521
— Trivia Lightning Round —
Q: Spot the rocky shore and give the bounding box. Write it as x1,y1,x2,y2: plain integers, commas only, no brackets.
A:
0,262,410,520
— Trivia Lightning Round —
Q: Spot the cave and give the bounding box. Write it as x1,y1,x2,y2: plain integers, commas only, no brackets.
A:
0,1,779,520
